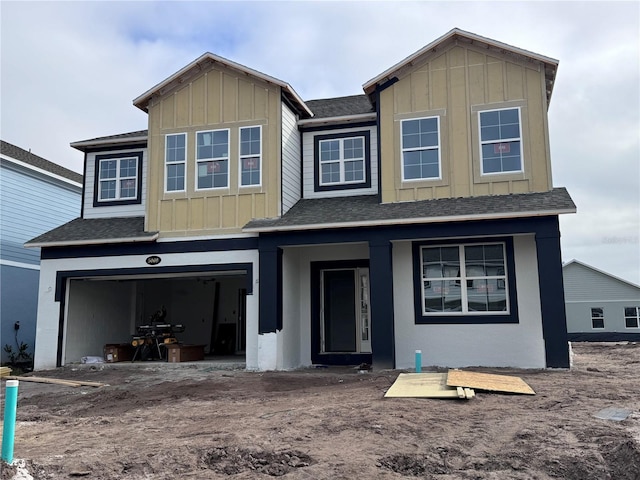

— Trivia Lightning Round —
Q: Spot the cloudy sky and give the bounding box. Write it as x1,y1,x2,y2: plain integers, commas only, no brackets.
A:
2,1,639,284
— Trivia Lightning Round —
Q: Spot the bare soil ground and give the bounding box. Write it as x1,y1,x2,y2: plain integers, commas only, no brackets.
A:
2,342,640,480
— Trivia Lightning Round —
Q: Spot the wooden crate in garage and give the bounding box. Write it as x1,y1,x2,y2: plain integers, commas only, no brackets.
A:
166,344,205,363
104,344,134,363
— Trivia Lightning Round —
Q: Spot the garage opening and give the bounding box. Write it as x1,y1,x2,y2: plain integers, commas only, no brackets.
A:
62,271,248,365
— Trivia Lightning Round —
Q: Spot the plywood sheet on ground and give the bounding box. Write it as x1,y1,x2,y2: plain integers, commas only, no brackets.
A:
385,373,469,399
446,370,535,395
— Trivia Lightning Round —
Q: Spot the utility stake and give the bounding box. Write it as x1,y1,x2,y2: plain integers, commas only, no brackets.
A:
1,379,19,463
415,350,422,373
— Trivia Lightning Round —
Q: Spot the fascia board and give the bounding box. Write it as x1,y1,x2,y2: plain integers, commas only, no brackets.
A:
0,154,82,188
243,208,577,234
24,233,159,249
297,113,377,127
363,28,558,95
70,135,148,151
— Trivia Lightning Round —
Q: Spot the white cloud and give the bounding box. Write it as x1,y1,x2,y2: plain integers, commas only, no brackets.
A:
1,0,638,283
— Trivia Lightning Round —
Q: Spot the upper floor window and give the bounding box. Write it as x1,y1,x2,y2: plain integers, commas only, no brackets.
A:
313,131,371,192
93,152,143,207
319,137,365,185
625,307,640,328
479,107,522,175
165,133,186,192
591,307,604,329
419,243,508,315
196,129,229,189
401,117,441,181
240,126,261,187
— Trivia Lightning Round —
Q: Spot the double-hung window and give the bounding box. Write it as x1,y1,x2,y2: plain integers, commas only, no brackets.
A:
165,133,186,192
196,129,229,189
479,107,522,174
319,136,365,185
591,307,605,329
624,307,640,328
98,156,138,201
240,126,261,186
401,117,440,181
420,243,508,315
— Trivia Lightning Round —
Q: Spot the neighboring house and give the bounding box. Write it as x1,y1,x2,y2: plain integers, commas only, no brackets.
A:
27,28,576,371
563,260,640,341
1,140,82,363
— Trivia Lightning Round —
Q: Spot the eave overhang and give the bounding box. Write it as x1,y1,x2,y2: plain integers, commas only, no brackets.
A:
363,28,558,105
132,52,313,118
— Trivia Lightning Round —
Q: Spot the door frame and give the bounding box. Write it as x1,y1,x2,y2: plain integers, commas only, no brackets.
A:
310,259,372,366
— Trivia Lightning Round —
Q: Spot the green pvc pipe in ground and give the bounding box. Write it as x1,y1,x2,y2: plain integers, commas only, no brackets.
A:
1,379,19,464
415,350,422,373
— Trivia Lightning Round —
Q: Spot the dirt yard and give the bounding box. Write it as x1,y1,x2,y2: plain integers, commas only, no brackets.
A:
1,342,639,480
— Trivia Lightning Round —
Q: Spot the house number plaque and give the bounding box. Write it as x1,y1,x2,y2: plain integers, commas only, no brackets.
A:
146,256,161,265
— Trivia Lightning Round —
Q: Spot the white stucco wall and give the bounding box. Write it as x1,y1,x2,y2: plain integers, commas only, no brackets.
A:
34,247,259,370
277,243,371,370
393,234,546,369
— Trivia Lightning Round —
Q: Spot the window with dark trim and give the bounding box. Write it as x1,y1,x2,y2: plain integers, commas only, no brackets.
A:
412,238,519,324
313,131,371,192
93,152,143,207
624,306,640,328
591,307,604,329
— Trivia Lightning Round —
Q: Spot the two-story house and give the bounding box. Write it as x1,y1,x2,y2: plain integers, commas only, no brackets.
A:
27,29,575,371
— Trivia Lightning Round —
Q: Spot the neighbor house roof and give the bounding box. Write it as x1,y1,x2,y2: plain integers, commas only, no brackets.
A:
563,259,640,290
299,94,376,127
1,140,83,185
24,216,158,248
244,188,576,233
133,52,313,118
363,28,559,105
70,130,148,152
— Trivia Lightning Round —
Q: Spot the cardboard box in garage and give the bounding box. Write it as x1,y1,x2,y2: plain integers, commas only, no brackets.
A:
166,344,205,363
104,344,134,363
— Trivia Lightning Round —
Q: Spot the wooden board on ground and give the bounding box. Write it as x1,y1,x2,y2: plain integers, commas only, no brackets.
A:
0,366,12,377
4,376,106,388
446,369,535,395
385,373,473,399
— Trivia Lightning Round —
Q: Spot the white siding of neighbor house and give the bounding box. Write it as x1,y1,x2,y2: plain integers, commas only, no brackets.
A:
281,102,301,214
393,234,546,369
302,125,378,199
83,148,148,219
563,262,640,335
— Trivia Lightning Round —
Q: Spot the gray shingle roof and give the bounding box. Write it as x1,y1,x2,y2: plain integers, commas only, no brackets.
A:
306,95,374,118
74,130,148,144
244,188,576,232
1,140,83,184
25,216,157,246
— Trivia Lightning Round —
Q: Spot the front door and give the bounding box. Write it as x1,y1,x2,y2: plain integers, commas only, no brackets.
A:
321,268,372,356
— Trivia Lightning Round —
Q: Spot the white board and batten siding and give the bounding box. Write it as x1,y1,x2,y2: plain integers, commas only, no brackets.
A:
302,126,378,199
281,102,301,214
83,148,148,219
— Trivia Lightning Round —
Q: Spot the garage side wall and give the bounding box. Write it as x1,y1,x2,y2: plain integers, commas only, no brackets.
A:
393,234,546,368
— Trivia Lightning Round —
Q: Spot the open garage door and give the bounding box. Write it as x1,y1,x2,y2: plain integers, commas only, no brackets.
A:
62,272,248,364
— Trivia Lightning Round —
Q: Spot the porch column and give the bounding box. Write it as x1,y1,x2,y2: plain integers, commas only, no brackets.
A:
258,242,282,334
369,239,395,369
535,216,570,368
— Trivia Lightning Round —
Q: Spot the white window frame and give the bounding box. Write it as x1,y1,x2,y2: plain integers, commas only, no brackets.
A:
400,116,441,182
591,307,605,329
239,125,262,187
420,243,509,316
97,156,138,202
624,306,640,329
318,136,367,186
165,133,187,193
478,107,524,176
196,129,230,190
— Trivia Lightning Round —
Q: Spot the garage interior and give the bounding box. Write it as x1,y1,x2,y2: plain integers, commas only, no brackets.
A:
62,271,248,365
